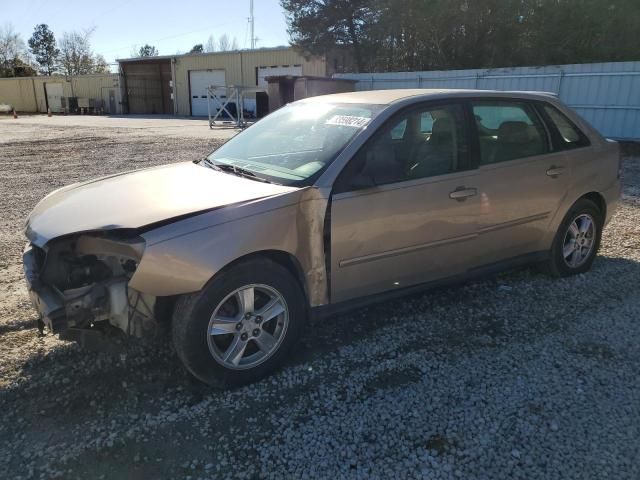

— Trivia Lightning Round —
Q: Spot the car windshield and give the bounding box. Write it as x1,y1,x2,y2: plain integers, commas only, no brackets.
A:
205,102,384,186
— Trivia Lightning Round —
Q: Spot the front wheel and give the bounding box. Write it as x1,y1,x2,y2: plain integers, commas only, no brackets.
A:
546,198,603,277
172,258,306,388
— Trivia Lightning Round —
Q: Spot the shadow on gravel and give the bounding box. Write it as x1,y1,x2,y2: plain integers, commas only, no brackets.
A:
8,255,640,399
3,254,640,478
289,254,640,365
0,317,37,335
620,141,640,157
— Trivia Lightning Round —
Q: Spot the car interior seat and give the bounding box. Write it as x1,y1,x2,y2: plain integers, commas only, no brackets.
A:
408,117,456,178
493,121,544,163
363,131,405,184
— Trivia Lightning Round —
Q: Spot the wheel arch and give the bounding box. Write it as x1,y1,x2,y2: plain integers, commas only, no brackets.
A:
579,191,607,221
214,249,311,308
543,190,608,251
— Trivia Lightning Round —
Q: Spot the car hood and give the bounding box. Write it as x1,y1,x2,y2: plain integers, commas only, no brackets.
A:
26,162,297,246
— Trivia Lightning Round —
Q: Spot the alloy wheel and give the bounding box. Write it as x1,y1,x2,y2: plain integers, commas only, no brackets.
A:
562,213,596,268
207,284,289,370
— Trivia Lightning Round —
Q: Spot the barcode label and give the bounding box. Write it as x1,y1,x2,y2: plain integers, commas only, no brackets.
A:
325,115,371,128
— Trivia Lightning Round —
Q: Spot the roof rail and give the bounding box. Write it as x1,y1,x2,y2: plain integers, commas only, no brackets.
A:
532,91,559,97
501,90,559,98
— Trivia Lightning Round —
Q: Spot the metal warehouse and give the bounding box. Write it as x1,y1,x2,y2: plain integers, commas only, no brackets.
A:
118,47,329,117
0,74,121,114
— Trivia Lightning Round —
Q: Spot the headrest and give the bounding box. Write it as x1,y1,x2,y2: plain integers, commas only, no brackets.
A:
497,121,531,143
432,117,453,137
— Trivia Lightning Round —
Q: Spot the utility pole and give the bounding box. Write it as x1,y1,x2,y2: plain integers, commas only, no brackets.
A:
249,0,256,49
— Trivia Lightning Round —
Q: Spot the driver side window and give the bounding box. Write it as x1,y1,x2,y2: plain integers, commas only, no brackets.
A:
340,103,468,191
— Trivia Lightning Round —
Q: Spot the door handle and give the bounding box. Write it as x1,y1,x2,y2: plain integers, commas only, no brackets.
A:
546,166,565,177
449,187,477,201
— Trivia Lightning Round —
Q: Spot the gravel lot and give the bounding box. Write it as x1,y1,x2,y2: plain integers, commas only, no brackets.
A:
1,117,639,479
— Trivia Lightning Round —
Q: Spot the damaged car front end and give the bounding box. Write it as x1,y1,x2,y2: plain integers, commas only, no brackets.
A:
20,158,307,343
23,232,157,338
21,97,386,386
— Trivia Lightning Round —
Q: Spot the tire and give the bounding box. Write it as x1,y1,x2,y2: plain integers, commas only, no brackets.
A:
545,198,603,277
172,257,306,388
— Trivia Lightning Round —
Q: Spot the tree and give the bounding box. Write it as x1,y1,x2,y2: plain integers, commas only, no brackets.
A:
282,0,640,73
1,56,37,77
0,23,26,64
190,43,204,54
0,23,31,77
28,24,59,75
58,29,106,75
94,54,109,73
205,35,216,53
137,44,158,57
218,34,238,52
58,30,93,75
281,0,373,72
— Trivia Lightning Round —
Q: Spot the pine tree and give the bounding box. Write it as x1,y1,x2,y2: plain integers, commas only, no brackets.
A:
28,24,59,75
138,44,158,57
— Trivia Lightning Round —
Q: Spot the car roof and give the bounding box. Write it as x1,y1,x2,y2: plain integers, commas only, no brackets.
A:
300,88,559,105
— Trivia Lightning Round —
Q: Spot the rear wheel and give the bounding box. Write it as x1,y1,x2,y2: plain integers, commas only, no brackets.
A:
546,198,603,277
172,258,306,388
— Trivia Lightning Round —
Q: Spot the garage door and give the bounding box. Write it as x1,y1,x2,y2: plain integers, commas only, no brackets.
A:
123,61,173,114
190,70,226,116
257,65,303,87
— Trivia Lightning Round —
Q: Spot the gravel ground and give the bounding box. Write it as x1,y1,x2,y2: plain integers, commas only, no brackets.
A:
1,119,640,479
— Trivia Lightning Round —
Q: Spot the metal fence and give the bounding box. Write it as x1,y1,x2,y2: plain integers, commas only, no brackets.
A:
335,61,640,140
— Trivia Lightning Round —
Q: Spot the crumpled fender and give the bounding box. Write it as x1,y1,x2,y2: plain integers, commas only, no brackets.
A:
129,187,331,307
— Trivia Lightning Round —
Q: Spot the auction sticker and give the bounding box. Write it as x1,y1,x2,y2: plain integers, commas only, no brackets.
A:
325,115,371,128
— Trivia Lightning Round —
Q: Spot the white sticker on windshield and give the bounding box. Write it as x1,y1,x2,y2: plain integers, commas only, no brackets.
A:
325,115,371,128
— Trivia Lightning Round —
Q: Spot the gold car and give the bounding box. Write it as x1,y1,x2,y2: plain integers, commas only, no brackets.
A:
23,90,622,387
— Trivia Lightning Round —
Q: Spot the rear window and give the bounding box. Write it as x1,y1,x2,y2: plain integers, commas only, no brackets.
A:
471,101,549,165
541,104,590,150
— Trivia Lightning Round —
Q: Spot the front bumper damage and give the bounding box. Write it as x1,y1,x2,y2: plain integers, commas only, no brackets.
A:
23,234,158,337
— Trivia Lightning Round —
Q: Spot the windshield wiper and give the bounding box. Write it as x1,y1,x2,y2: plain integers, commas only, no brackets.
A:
201,159,273,184
215,163,273,184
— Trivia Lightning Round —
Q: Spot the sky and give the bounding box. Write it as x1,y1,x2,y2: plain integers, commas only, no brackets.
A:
3,0,291,65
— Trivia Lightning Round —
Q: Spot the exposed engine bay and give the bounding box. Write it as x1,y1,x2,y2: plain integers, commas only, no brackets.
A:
23,233,158,337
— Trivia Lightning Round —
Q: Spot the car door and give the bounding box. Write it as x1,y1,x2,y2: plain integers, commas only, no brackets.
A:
469,99,572,264
329,101,482,303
